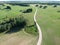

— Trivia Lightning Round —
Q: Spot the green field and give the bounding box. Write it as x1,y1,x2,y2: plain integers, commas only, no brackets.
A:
0,4,38,45
37,5,60,45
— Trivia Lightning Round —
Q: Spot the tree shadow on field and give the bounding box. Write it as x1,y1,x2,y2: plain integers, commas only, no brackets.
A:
6,27,22,34
5,22,26,34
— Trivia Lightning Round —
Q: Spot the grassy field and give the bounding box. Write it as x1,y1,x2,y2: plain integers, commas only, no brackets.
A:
37,5,60,45
0,4,38,45
0,29,38,45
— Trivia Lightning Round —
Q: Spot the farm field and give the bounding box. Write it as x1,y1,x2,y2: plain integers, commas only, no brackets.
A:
36,5,60,45
0,4,38,45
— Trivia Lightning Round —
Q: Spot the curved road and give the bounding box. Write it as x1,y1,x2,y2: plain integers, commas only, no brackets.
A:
34,8,42,45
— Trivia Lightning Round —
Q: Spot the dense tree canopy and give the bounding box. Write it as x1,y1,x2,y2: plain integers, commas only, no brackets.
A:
0,15,26,33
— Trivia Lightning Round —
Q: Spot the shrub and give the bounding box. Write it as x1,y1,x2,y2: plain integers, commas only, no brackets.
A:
4,6,11,10
57,10,60,12
53,5,57,7
36,5,38,7
39,5,42,8
0,15,27,33
0,25,5,33
25,24,38,35
20,10,22,12
43,6,47,9
23,8,32,13
2,4,5,6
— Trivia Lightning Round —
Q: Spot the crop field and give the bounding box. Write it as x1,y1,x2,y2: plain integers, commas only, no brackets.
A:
0,4,38,45
37,5,60,45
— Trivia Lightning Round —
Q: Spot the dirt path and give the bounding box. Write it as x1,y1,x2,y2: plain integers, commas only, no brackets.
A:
34,8,42,45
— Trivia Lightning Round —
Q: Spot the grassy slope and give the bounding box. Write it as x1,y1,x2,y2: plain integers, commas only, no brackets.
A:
0,4,30,20
37,5,60,45
0,4,35,25
0,4,38,45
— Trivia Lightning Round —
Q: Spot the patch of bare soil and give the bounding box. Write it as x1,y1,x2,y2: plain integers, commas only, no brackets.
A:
54,36,60,45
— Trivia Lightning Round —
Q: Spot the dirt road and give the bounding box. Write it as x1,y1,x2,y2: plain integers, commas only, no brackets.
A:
34,8,42,45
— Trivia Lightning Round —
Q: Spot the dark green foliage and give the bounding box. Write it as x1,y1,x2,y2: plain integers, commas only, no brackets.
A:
35,4,38,7
0,25,5,33
25,24,38,35
57,10,60,12
39,5,42,8
53,5,57,7
0,16,26,33
43,6,47,9
2,4,5,6
4,6,11,10
19,4,30,6
20,10,22,12
23,8,32,13
9,3,30,7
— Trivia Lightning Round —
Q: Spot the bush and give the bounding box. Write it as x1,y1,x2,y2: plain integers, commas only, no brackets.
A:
39,5,42,8
36,5,38,7
2,4,5,6
43,6,47,9
23,8,32,13
4,6,11,10
20,10,22,12
0,25,5,33
53,5,57,7
25,25,38,35
57,11,60,12
0,15,27,33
